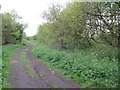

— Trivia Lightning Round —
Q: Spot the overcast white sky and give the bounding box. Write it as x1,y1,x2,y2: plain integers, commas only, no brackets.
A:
1,0,72,36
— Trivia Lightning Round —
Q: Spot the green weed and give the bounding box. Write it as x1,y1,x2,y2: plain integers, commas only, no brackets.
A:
39,71,45,77
2,44,24,88
32,43,118,88
21,48,37,79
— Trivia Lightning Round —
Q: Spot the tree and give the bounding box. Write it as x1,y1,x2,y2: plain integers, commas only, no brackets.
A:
2,10,27,45
37,2,119,49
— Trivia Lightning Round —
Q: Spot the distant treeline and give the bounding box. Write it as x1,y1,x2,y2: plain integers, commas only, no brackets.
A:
2,10,27,45
36,2,119,49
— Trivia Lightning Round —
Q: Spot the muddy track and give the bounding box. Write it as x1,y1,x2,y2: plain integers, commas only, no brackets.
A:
8,46,81,88
8,47,32,88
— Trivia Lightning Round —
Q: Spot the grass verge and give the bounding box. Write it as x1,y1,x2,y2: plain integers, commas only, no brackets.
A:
32,43,118,88
21,48,37,79
2,44,25,88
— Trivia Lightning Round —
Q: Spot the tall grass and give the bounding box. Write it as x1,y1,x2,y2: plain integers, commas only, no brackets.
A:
32,43,118,88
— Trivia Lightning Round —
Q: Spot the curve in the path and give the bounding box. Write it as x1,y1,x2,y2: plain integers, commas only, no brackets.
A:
8,46,81,88
26,47,81,88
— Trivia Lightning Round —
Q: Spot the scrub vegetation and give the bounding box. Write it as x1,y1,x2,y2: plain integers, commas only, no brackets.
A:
32,43,118,88
1,1,119,88
32,2,119,88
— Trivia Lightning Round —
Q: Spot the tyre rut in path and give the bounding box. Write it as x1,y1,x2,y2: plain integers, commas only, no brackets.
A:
8,46,81,88
26,47,81,88
8,47,32,88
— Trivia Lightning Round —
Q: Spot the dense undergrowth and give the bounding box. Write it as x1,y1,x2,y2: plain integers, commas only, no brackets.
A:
2,44,26,88
32,43,118,88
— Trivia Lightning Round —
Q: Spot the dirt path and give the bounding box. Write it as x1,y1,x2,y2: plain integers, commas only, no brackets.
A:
8,47,32,88
8,46,81,88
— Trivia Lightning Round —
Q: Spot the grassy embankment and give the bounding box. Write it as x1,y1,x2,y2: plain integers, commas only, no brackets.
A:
32,43,118,88
2,44,24,88
2,39,30,88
